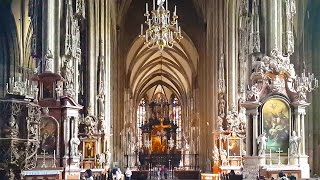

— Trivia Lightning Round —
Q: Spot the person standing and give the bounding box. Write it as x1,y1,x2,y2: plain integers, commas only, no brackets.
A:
125,167,132,180
116,168,122,180
84,169,94,180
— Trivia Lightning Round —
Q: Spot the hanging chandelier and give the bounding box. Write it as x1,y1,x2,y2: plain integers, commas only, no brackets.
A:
139,0,183,50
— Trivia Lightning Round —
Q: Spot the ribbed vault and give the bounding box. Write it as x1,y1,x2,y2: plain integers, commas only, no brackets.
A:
126,32,198,102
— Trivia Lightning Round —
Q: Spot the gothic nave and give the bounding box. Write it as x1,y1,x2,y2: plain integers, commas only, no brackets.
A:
0,0,320,179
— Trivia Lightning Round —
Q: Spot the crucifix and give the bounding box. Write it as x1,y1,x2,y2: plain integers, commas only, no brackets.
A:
41,150,48,168
276,148,283,165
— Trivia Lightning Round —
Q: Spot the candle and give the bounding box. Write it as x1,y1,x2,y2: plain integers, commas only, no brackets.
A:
146,3,148,14
141,24,143,35
174,6,177,16
54,150,56,160
153,0,155,10
166,0,168,10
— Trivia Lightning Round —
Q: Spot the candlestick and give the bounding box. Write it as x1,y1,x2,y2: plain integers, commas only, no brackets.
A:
52,150,56,168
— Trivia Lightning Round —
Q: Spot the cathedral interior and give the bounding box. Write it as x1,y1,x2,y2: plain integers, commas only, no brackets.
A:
0,0,320,179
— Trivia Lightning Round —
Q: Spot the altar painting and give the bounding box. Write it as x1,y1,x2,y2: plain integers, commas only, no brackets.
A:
84,140,96,159
262,98,290,153
39,117,58,154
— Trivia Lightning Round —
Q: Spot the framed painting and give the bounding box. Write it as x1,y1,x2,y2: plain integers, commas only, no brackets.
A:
262,98,290,153
227,136,241,157
39,116,58,154
83,140,96,159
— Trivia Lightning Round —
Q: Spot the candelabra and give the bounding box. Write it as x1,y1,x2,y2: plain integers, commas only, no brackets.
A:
6,75,38,100
139,0,183,50
294,69,318,101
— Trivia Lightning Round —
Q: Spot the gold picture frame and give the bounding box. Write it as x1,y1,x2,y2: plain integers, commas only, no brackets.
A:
83,140,96,159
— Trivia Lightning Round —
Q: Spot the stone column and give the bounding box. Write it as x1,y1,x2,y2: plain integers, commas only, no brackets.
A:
294,106,302,154
251,110,259,156
54,0,63,74
245,113,251,156
63,115,71,166
42,0,56,72
300,111,306,155
87,2,97,114
226,0,238,109
262,0,283,54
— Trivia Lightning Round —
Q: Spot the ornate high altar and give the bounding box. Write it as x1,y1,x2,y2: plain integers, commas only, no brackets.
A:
138,93,181,169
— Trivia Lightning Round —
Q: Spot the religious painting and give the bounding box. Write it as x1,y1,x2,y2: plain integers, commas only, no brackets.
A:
39,117,58,154
42,81,54,99
84,140,96,159
227,137,241,157
262,98,290,153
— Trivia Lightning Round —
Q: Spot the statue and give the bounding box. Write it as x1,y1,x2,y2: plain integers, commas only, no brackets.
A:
70,136,80,156
218,94,226,117
257,132,268,156
105,149,111,165
212,146,219,161
3,115,19,138
289,131,300,156
45,49,53,72
217,116,224,131
220,149,228,166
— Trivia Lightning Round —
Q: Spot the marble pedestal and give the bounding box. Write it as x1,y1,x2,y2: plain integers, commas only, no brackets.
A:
242,156,260,180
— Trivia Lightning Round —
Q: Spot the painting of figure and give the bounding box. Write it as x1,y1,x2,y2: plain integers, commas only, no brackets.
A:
39,117,58,154
84,141,95,159
262,98,290,153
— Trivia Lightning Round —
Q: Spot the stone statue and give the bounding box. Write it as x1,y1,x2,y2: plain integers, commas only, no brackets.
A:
45,49,53,72
70,136,80,156
3,115,19,138
217,116,223,131
220,149,228,166
212,146,219,161
218,94,226,117
105,149,111,165
257,132,268,156
289,131,300,156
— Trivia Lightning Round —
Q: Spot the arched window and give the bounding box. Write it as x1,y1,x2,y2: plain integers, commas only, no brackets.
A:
137,98,146,148
172,97,182,148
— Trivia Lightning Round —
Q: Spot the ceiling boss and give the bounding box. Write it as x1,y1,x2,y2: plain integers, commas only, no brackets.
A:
139,0,183,50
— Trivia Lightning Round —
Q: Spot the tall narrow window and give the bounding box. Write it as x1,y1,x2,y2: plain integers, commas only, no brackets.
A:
172,97,182,148
137,98,146,148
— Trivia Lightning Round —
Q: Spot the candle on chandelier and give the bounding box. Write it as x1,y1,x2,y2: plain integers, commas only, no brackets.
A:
153,0,155,10
174,5,177,16
146,3,148,14
166,0,168,10
140,24,143,35
53,150,56,160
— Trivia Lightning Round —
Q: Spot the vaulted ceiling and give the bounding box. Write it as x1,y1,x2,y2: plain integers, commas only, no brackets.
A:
126,33,198,103
121,0,203,103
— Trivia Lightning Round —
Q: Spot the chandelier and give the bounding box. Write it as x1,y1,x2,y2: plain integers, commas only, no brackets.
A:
139,0,183,50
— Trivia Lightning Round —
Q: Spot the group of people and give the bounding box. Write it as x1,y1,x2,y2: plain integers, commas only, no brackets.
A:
83,167,132,180
107,167,132,180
